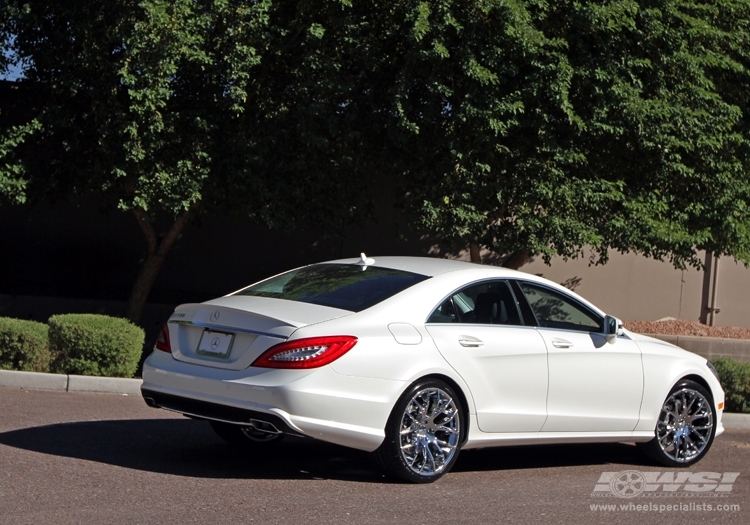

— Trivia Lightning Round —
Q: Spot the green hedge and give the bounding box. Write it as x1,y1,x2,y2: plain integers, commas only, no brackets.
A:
49,314,144,378
0,317,51,372
711,357,750,414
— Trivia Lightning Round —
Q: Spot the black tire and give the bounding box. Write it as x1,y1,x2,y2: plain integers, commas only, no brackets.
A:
637,379,716,468
373,378,464,483
209,420,284,447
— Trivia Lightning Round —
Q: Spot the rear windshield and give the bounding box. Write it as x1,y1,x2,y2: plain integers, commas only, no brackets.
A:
234,264,430,312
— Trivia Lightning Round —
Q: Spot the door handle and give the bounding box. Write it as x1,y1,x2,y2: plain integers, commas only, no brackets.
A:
459,337,484,348
551,339,573,349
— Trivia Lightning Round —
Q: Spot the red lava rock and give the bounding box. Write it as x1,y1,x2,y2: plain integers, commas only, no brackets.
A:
625,319,750,340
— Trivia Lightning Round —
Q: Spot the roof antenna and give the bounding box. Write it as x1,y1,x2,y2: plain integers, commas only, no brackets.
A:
357,252,375,270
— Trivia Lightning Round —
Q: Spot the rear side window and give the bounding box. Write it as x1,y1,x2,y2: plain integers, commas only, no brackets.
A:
234,264,430,312
427,280,523,326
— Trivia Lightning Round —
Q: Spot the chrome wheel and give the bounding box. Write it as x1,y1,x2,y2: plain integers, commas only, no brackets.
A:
374,378,465,483
655,386,714,463
398,387,460,476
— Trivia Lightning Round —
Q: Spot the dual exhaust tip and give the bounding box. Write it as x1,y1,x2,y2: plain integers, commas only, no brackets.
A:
246,419,282,435
142,396,282,435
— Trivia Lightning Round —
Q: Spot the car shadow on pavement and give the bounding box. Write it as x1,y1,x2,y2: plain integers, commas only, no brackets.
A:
0,418,649,482
454,441,647,473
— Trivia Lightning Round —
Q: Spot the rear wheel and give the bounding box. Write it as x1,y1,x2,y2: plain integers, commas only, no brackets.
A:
638,379,716,467
210,420,284,446
373,378,464,483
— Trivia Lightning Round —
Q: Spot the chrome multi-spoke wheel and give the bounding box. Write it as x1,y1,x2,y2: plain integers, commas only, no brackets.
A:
374,379,464,483
398,387,460,476
638,380,716,467
656,387,713,462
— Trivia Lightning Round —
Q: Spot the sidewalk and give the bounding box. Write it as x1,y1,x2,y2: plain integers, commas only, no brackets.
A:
1,369,749,429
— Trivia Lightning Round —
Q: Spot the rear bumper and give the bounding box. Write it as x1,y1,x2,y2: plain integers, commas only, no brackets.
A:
141,388,304,437
141,349,405,452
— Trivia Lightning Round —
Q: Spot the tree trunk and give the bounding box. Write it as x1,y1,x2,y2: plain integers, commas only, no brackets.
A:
469,243,482,264
501,249,531,270
125,206,194,323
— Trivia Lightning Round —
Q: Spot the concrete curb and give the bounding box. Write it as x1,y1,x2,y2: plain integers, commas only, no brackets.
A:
723,413,750,430
0,369,142,395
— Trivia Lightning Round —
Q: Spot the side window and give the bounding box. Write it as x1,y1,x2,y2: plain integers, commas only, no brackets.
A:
427,296,459,323
427,280,523,326
518,282,603,332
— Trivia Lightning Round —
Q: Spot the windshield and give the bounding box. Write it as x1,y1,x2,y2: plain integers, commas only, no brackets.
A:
234,264,430,312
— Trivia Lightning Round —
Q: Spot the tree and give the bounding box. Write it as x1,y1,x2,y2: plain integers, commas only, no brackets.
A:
0,0,378,322
4,0,750,325
1,1,265,321
384,0,750,270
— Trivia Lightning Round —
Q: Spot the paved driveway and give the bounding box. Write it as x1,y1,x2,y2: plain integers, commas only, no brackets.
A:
1,387,748,525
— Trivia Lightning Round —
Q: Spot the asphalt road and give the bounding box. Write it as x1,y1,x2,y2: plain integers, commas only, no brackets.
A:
1,387,748,525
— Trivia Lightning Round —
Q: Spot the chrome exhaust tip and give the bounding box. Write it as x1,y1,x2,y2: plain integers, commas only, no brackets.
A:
247,419,282,434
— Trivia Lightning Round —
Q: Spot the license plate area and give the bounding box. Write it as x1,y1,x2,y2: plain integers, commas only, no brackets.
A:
196,330,234,359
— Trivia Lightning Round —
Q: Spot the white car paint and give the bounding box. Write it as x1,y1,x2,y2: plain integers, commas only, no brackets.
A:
141,256,725,456
426,323,548,433
538,328,643,432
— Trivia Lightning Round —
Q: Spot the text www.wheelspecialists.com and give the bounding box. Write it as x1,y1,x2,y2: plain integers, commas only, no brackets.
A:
590,502,740,513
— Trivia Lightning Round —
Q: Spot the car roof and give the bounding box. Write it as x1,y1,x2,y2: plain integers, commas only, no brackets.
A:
326,255,523,278
326,255,606,317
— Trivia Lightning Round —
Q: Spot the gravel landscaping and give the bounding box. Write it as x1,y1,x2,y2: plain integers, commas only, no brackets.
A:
625,319,750,340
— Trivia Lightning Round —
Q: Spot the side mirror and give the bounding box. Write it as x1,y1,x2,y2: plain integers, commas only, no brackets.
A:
605,315,624,344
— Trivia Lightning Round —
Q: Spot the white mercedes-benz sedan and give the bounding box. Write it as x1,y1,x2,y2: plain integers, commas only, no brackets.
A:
141,255,725,483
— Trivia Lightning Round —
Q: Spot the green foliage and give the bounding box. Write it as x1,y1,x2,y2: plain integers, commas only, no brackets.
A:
48,314,144,378
712,357,750,413
0,317,50,372
389,0,750,268
0,119,40,205
2,0,750,306
0,1,381,320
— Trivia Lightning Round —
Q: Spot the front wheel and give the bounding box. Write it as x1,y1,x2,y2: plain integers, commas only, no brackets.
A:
373,378,464,483
638,379,716,467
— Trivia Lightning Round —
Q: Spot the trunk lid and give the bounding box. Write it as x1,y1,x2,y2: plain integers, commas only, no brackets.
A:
167,296,352,370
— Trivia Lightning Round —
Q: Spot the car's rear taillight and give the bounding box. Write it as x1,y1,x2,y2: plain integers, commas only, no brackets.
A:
252,336,357,369
155,324,172,353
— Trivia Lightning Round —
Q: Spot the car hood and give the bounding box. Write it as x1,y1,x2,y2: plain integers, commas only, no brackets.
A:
626,330,708,364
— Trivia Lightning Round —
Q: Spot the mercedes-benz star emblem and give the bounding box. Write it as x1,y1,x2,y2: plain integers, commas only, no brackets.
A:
210,337,221,351
210,311,221,322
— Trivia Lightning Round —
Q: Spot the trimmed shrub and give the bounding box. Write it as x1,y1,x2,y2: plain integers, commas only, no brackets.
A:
0,317,51,372
711,357,750,414
49,314,144,378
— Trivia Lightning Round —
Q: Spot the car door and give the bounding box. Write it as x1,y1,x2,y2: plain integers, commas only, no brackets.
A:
425,279,549,433
513,280,643,433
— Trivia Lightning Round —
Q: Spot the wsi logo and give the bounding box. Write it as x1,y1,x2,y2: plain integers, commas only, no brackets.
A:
593,471,740,498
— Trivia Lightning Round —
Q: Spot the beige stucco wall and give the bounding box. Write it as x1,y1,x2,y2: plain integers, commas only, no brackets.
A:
517,252,750,328
707,258,750,328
